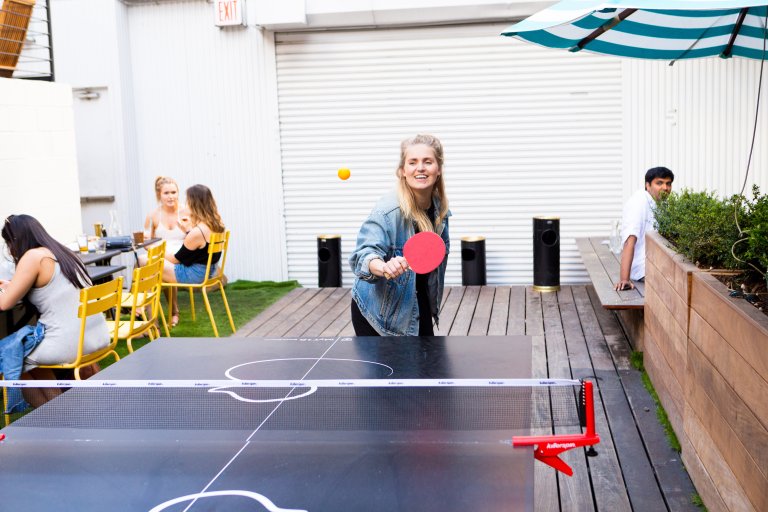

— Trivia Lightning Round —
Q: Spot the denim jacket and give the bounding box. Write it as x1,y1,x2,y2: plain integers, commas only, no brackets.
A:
0,322,45,413
349,191,450,336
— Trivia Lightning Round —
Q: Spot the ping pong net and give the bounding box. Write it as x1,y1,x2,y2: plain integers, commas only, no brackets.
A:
1,378,599,476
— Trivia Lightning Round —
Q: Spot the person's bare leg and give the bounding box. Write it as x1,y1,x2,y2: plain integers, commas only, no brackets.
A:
171,288,179,327
162,261,180,327
78,363,100,380
21,368,62,407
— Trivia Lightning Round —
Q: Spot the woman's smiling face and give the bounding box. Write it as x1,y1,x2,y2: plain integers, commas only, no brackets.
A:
400,143,441,195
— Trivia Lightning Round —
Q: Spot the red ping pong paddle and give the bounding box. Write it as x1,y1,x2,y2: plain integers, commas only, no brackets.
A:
384,231,446,279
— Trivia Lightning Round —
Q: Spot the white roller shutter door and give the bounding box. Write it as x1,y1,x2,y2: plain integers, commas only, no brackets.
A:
275,23,623,288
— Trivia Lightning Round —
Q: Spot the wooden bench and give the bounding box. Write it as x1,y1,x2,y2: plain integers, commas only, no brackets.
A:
576,237,645,349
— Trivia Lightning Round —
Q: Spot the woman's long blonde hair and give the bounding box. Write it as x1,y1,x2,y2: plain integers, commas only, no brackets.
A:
395,134,449,233
186,184,225,233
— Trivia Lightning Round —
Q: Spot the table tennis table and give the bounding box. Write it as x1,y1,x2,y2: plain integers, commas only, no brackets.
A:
0,335,542,512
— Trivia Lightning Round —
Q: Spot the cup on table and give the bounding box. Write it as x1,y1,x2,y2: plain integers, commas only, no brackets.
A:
76,234,88,253
133,231,144,245
96,238,107,254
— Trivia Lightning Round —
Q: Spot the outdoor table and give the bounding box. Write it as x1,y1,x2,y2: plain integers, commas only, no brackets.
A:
78,249,122,266
123,237,162,266
86,264,126,284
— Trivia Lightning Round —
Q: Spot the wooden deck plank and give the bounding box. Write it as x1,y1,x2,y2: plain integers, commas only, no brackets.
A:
526,287,559,512
253,288,321,336
300,288,350,337
584,287,671,512
507,286,526,335
236,287,308,336
448,286,480,335
435,286,464,335
241,288,322,337
468,286,495,335
283,287,342,337
487,286,509,335
541,290,595,512
568,286,633,512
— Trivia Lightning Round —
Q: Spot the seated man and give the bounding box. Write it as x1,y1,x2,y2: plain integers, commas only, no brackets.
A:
615,167,674,291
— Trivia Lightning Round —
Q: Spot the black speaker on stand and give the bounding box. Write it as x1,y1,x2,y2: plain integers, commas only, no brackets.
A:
532,217,560,292
461,236,486,286
317,235,342,287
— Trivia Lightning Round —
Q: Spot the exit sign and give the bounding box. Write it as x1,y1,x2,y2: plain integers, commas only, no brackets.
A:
214,0,245,27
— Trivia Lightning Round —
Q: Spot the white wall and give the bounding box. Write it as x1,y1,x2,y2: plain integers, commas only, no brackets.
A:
0,78,83,244
624,58,768,197
124,0,287,281
51,0,141,236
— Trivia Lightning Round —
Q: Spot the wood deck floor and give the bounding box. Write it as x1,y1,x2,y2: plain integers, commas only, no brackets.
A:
237,285,699,511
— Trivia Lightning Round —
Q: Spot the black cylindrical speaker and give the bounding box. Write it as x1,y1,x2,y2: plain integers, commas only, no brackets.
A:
317,235,342,287
461,236,486,286
532,217,560,292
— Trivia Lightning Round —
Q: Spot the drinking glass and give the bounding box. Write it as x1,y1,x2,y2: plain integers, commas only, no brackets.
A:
76,234,88,253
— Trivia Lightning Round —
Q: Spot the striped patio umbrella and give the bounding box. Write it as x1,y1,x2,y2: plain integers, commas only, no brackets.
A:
501,1,768,61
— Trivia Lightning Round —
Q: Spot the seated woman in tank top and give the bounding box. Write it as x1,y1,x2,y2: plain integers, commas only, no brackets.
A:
163,184,226,287
0,215,110,411
143,176,186,326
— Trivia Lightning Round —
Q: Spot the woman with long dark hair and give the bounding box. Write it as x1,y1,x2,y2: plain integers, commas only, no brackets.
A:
0,214,110,409
162,184,226,285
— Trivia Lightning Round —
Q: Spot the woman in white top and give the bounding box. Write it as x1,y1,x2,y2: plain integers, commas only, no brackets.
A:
144,176,185,327
0,214,110,408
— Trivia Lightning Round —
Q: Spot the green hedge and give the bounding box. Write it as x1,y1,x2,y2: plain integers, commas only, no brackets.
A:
655,185,767,276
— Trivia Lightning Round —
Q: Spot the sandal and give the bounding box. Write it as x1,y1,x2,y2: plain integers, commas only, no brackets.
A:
171,314,180,328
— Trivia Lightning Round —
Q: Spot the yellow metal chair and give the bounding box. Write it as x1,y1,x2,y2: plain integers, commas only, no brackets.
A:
38,277,123,380
109,259,163,353
121,240,170,337
1,373,8,427
163,231,234,337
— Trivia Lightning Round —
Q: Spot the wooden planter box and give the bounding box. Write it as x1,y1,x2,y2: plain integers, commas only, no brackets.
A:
645,232,768,511
683,272,768,512
644,231,698,438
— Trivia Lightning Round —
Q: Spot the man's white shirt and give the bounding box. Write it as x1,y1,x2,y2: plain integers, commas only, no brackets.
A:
620,190,656,281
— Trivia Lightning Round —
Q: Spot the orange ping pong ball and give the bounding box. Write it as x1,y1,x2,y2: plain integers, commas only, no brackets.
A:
338,168,351,180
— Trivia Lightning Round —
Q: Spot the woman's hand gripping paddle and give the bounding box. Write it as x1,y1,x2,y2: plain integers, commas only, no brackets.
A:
384,232,446,279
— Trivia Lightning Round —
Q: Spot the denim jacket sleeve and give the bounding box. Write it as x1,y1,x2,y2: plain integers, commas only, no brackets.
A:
348,210,393,282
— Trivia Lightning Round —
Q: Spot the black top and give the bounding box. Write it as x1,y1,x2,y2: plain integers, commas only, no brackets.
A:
415,204,436,336
174,227,221,266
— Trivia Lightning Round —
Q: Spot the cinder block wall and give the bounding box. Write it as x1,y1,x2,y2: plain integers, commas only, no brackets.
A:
0,78,82,244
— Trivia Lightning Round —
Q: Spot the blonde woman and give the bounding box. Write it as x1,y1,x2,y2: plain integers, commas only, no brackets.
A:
163,184,225,285
143,176,185,326
348,134,451,336
145,176,186,253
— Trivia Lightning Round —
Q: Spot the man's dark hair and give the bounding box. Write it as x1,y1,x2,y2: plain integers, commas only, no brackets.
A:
645,166,674,184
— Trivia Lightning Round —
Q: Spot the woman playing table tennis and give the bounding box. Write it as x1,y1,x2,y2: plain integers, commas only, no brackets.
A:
349,134,451,336
0,215,110,410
